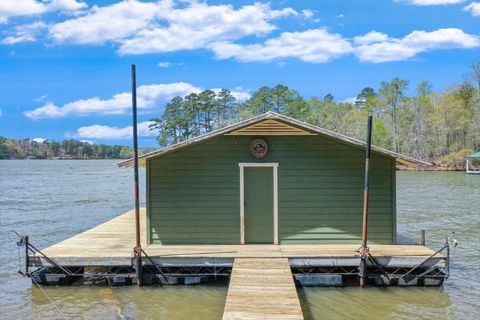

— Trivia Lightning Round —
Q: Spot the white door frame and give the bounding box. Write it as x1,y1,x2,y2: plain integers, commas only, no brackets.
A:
239,162,279,245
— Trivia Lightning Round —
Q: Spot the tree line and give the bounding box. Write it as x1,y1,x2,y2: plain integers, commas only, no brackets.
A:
149,64,480,167
0,137,152,160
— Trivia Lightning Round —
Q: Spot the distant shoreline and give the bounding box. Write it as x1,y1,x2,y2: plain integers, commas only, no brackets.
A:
1,158,468,171
398,166,464,172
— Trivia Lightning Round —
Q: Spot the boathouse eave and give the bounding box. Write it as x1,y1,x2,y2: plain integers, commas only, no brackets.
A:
116,112,431,168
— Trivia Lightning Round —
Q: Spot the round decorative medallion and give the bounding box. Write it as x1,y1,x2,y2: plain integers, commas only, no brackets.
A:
249,138,269,159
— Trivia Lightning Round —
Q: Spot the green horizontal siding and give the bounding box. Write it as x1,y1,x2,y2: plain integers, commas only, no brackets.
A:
147,135,395,244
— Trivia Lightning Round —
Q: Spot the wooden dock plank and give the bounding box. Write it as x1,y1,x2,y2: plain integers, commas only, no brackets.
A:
41,208,148,258
222,258,303,320
37,209,444,265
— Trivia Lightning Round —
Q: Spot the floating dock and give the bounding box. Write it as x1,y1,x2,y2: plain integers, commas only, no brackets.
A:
23,209,449,317
32,209,444,267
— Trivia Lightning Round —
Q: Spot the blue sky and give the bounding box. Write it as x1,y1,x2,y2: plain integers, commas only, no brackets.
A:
0,0,479,147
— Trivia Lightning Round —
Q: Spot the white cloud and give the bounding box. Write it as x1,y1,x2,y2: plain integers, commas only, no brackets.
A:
396,0,465,5
0,0,86,23
157,61,171,68
355,28,480,63
2,34,35,45
230,90,251,101
24,82,201,119
301,9,315,19
31,137,46,143
353,31,389,45
46,0,297,55
211,28,353,63
34,95,48,102
341,97,357,104
24,82,251,119
463,2,480,15
76,121,155,140
117,2,297,55
1,21,47,45
49,0,165,44
79,139,94,144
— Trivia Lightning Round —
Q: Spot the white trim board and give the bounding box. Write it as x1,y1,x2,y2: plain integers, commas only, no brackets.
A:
239,163,279,245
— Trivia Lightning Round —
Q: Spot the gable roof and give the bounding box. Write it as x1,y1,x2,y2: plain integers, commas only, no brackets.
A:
117,112,431,168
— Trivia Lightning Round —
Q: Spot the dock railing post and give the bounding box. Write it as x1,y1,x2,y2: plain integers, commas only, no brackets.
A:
420,229,426,246
359,115,373,288
131,64,142,287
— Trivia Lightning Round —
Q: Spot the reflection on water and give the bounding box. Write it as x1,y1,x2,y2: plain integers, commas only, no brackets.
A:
298,287,451,320
29,285,227,320
1,161,479,319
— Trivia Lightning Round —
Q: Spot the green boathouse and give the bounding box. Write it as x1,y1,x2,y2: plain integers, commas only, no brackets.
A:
120,112,427,245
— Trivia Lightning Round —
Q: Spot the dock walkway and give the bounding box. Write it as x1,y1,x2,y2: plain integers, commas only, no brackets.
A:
223,258,303,320
38,209,443,266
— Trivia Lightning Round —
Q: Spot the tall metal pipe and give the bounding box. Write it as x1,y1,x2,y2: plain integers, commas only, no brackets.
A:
359,115,373,287
131,64,142,286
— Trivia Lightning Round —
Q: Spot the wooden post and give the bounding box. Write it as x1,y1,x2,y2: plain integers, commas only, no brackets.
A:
420,229,426,246
131,64,142,286
359,115,373,288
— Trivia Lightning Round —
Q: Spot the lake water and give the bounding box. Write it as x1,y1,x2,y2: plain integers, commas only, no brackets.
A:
1,160,479,319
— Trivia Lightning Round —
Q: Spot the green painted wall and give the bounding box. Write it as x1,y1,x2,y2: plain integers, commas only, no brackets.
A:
147,135,396,244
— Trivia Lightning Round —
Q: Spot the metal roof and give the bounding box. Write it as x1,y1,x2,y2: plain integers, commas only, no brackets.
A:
117,112,431,168
467,151,480,158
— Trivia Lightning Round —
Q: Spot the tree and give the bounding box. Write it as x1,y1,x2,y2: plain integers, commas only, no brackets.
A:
355,87,377,109
240,85,307,119
0,137,139,159
471,60,480,92
378,78,409,152
197,90,217,132
455,81,476,109
323,93,334,104
403,82,432,159
242,86,274,116
149,89,239,146
214,89,236,127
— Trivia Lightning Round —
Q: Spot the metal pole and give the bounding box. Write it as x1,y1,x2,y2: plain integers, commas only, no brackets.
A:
25,236,29,275
445,236,450,278
420,229,426,246
359,115,373,287
131,64,142,287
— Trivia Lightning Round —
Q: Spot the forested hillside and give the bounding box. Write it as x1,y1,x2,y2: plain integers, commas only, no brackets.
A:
0,138,152,160
150,68,480,168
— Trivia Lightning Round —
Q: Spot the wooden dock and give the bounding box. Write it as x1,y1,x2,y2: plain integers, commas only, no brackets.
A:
38,209,443,266
27,209,449,317
223,258,303,320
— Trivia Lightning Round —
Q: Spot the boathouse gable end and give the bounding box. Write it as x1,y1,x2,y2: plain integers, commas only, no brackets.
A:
146,133,396,245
